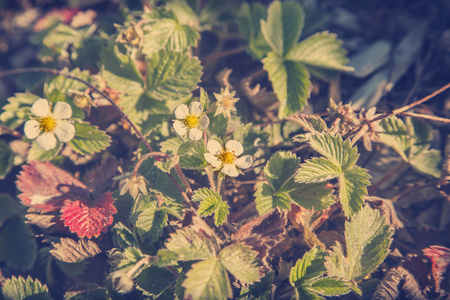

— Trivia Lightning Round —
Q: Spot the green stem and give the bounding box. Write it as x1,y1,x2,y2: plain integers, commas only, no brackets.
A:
216,175,224,195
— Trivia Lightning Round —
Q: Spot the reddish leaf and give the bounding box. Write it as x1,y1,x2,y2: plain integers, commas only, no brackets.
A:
60,192,116,239
423,245,450,291
16,161,89,213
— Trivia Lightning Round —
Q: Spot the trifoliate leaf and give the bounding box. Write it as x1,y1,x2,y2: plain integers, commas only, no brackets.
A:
236,2,271,59
255,183,292,216
134,205,168,245
60,192,117,239
260,1,304,56
0,93,39,129
308,134,359,171
262,52,311,118
2,276,51,300
0,140,14,180
16,161,88,213
50,238,101,263
295,157,341,183
69,122,111,155
146,50,202,102
218,244,261,285
135,266,177,297
379,116,409,161
325,205,393,281
163,227,219,262
27,141,62,162
339,166,372,217
193,188,229,226
142,18,199,56
264,151,300,191
182,258,232,300
285,32,353,74
0,215,37,271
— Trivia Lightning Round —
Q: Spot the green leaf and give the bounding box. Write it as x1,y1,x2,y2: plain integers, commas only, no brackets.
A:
263,52,311,118
290,247,327,286
339,166,371,217
182,258,232,300
112,222,139,249
308,134,359,171
409,149,441,178
214,201,229,227
325,205,393,281
135,266,177,297
69,122,111,155
0,93,39,129
0,141,14,179
146,50,202,102
142,18,199,56
285,32,353,73
2,276,51,300
306,278,350,297
289,182,335,211
192,189,229,225
379,116,409,161
42,23,81,51
219,244,261,285
260,1,304,55
236,2,271,59
295,157,341,183
164,227,219,262
134,206,168,245
264,151,300,191
255,182,292,215
232,123,270,157
0,195,22,225
44,68,91,95
0,215,37,271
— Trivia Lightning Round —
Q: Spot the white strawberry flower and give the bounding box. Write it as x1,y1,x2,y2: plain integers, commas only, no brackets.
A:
24,98,76,150
173,102,209,140
204,139,253,177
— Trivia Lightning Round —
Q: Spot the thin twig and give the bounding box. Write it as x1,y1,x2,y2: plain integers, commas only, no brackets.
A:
398,112,450,123
202,46,247,63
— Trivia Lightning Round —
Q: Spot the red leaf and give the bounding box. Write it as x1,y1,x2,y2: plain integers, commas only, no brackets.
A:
423,245,450,291
16,161,89,213
60,192,116,239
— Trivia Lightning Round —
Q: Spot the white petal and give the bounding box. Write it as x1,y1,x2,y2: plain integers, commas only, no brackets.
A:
54,122,75,142
188,128,202,140
173,120,187,136
214,106,223,117
207,140,222,155
36,132,57,150
53,101,72,119
199,115,209,129
31,99,51,117
221,164,239,177
189,102,203,115
24,120,41,139
174,104,189,119
235,155,253,169
225,140,243,156
204,153,222,168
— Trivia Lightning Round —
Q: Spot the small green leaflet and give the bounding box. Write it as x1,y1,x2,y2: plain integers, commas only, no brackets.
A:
218,244,261,285
2,276,51,300
182,258,232,300
159,138,207,169
27,141,62,162
296,134,371,217
193,188,229,226
255,151,333,215
325,205,393,282
380,116,441,177
112,222,139,249
69,122,111,155
44,68,91,95
0,93,39,130
135,265,177,297
290,247,350,300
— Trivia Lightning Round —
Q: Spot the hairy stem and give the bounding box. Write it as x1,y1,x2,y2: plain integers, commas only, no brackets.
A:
132,152,169,178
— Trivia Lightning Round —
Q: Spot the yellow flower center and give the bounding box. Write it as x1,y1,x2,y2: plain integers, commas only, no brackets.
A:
220,96,235,109
220,149,235,164
40,116,56,132
184,114,199,128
